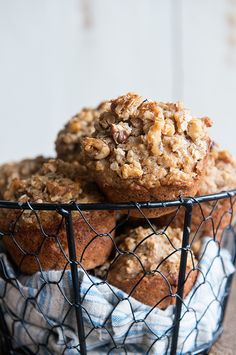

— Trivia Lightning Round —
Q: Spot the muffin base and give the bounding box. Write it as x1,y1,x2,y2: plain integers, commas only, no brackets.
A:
2,210,115,274
155,197,233,243
108,266,197,309
95,175,203,219
91,151,210,219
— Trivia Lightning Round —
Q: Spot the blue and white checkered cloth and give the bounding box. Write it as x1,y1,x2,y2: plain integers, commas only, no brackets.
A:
0,237,235,354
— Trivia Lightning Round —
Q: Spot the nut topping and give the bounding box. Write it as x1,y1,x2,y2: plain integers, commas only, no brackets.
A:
111,123,132,144
82,138,110,160
81,93,212,189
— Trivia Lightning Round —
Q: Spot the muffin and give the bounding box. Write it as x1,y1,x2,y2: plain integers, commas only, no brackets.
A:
156,144,236,242
107,226,197,309
1,159,115,274
81,93,212,218
0,155,49,199
55,101,110,163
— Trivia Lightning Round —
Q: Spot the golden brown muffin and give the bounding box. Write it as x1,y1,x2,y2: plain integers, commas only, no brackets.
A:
0,156,49,199
1,159,115,274
155,144,236,243
81,93,212,218
107,226,197,309
55,101,110,162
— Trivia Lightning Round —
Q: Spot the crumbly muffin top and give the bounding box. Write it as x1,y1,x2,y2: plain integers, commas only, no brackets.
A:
82,93,212,188
199,143,236,194
0,156,48,199
3,159,102,204
55,101,111,162
110,226,196,280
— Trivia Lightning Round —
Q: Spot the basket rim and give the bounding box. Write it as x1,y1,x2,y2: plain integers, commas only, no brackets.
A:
0,189,236,211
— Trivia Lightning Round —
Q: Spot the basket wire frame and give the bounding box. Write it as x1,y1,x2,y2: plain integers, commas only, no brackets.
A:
0,190,236,355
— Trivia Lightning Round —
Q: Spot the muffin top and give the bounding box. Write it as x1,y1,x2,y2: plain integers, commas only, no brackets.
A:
108,226,196,281
3,159,102,204
0,156,49,200
199,143,236,195
82,93,212,189
55,101,110,162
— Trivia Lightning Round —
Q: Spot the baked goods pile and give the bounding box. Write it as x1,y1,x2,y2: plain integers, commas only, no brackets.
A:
1,159,115,273
1,92,236,309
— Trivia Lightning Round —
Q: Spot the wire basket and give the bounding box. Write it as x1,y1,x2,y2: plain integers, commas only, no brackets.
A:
0,190,236,355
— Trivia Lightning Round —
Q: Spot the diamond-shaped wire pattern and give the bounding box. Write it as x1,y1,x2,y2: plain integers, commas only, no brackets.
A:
0,191,235,355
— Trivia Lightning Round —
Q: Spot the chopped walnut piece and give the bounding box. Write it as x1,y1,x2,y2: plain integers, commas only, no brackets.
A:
173,109,191,133
187,118,205,141
202,116,213,128
126,149,139,164
111,92,143,120
121,163,143,179
68,119,82,134
99,112,116,129
162,119,175,136
110,161,119,172
146,118,164,156
111,122,132,144
82,138,110,160
114,148,126,164
137,101,163,120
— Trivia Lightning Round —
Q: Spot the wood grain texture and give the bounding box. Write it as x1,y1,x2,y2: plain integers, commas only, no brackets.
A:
210,275,236,355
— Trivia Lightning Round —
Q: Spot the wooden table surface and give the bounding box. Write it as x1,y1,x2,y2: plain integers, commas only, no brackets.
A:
210,275,236,355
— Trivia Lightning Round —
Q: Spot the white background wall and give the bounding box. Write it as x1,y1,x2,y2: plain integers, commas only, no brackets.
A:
0,0,236,163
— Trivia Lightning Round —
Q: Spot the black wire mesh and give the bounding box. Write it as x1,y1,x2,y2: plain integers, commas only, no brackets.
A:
0,190,236,355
